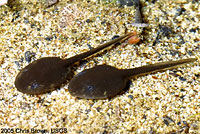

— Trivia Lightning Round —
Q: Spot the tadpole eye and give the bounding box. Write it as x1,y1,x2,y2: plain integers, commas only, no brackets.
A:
87,85,94,91
30,81,40,90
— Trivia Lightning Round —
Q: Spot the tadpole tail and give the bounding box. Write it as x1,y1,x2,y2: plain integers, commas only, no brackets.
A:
122,58,197,77
64,32,134,65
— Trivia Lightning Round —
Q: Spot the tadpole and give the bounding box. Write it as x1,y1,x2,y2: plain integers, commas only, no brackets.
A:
68,58,196,99
15,32,135,94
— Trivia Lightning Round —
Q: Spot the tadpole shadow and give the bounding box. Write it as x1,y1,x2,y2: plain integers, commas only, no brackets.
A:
119,80,132,96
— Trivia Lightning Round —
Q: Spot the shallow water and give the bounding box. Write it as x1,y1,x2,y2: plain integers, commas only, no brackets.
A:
0,0,200,133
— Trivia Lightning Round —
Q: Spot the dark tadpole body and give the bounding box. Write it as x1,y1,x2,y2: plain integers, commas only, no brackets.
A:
68,58,196,99
15,33,134,94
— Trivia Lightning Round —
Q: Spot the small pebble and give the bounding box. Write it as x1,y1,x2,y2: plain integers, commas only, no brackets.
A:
45,0,59,7
101,20,106,25
189,28,198,33
162,116,174,126
24,19,29,24
14,61,20,68
180,89,186,92
159,25,172,37
176,8,186,16
87,44,93,50
179,76,186,81
128,95,134,100
180,95,185,99
45,36,53,41
86,19,91,23
24,51,35,63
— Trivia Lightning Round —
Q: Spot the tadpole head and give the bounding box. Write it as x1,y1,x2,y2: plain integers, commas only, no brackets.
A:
15,57,71,94
68,65,128,99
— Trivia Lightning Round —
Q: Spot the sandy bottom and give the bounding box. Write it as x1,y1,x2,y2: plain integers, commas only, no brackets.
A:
0,0,199,133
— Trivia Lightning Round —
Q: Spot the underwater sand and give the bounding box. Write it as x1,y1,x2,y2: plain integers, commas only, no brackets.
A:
0,0,200,133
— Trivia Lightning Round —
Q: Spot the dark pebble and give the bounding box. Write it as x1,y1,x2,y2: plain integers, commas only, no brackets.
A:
31,23,36,28
24,19,29,24
177,121,181,125
189,28,199,33
96,107,101,112
22,28,27,31
11,18,15,23
180,89,186,92
180,95,185,99
45,36,53,41
152,31,160,46
143,114,147,119
163,116,174,126
163,119,169,126
78,130,84,133
20,57,24,62
102,130,108,134
176,8,186,16
24,51,35,63
53,8,59,13
159,25,172,37
53,34,57,39
187,50,193,56
14,61,21,68
86,19,91,23
87,44,93,50
85,109,91,114
37,28,41,31
11,12,20,22
128,95,133,100
72,29,77,33
195,73,200,77
178,36,185,44
103,125,108,129
37,98,45,104
146,107,151,110
179,76,186,81
189,28,196,33
169,50,179,56
151,0,157,4
101,20,106,25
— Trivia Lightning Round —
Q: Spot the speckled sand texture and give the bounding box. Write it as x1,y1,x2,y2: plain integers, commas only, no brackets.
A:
0,0,200,133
